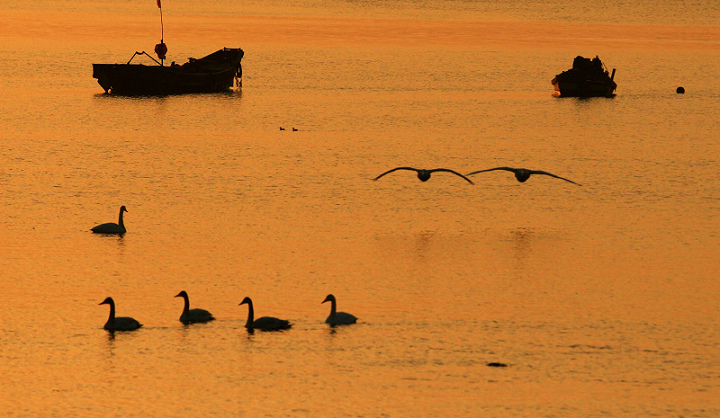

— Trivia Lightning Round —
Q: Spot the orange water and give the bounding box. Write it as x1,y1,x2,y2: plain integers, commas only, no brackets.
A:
1,0,719,416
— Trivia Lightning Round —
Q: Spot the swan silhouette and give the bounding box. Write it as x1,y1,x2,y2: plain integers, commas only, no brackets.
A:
466,167,580,185
91,206,128,234
322,294,357,326
373,167,474,184
99,297,142,331
175,291,215,324
239,297,292,331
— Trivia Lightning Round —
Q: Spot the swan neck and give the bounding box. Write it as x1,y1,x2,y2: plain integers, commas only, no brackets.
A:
107,300,116,321
182,294,189,314
245,301,254,327
330,299,337,316
118,208,125,228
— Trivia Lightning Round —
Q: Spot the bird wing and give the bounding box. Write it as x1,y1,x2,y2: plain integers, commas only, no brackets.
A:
530,171,581,185
465,167,516,176
429,168,475,185
373,167,417,181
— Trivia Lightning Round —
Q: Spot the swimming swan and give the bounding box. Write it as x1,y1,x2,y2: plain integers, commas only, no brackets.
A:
373,167,474,184
91,206,128,234
466,167,580,185
239,297,291,331
175,291,215,324
99,297,142,331
322,294,357,326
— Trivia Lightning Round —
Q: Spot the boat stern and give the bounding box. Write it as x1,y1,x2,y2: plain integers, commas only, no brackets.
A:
92,64,115,93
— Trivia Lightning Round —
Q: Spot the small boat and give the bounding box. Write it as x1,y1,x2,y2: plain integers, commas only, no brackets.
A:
92,48,244,95
551,55,617,98
93,1,243,95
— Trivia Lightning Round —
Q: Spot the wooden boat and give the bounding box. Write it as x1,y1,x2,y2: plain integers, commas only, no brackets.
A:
551,55,617,98
93,48,244,95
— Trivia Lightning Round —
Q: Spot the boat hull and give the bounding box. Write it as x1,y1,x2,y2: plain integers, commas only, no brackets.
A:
551,77,617,98
93,48,243,95
551,55,617,98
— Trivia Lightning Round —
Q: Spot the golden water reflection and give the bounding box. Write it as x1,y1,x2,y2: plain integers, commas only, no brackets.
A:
1,1,719,416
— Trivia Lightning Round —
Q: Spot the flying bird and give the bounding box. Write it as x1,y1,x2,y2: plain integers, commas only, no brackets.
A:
373,167,474,184
466,167,580,185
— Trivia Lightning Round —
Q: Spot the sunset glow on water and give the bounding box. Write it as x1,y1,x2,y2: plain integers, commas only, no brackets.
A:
1,0,719,416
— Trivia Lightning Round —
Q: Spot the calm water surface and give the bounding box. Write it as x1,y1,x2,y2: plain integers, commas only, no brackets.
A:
1,0,719,416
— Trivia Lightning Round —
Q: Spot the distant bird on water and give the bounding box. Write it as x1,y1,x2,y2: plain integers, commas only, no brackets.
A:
91,206,128,234
322,294,357,326
239,297,292,331
99,297,142,331
373,167,474,184
175,291,215,324
466,167,580,185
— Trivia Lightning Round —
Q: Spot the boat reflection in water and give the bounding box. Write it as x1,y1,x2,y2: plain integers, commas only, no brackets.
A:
551,55,616,98
92,47,244,95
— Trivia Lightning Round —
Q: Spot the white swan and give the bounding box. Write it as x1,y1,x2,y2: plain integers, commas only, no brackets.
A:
175,291,215,324
239,297,291,331
322,294,357,325
91,206,128,234
99,297,142,331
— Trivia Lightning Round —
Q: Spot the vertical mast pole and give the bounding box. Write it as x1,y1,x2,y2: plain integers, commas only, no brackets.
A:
154,0,167,65
159,0,164,43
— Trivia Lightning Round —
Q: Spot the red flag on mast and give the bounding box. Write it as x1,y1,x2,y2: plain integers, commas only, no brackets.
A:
157,0,161,8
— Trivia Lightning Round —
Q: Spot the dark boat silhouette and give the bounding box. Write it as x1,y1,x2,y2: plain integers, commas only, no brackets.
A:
92,1,243,95
93,48,243,95
551,55,617,98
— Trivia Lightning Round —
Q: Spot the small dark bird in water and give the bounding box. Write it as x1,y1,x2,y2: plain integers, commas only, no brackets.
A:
280,127,285,131
322,294,357,326
91,206,128,234
466,167,580,185
175,291,215,324
676,86,685,94
373,167,474,184
99,297,142,331
239,297,292,331
292,127,298,132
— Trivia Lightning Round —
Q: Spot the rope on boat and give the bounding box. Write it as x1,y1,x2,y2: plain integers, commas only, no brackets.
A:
126,51,162,66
